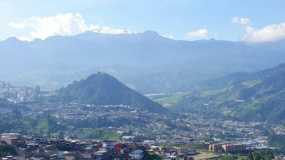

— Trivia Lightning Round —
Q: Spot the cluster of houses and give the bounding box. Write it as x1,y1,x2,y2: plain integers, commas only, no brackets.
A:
0,82,40,103
0,133,147,160
208,139,274,155
0,133,200,160
0,131,282,160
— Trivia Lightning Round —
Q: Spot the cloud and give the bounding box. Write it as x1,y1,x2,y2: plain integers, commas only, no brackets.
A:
161,33,175,39
233,16,285,43
243,23,285,43
232,17,251,27
186,28,208,40
9,13,131,41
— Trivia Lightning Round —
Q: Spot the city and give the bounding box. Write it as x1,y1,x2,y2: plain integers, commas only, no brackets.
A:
1,1,285,160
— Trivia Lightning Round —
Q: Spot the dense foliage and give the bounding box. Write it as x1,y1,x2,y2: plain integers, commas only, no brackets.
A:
248,150,274,160
268,133,285,150
0,145,17,157
144,152,162,160
218,150,274,160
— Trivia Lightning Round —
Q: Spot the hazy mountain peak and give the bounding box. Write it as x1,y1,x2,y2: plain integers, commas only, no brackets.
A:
141,30,160,36
85,72,120,84
3,37,23,44
87,72,113,79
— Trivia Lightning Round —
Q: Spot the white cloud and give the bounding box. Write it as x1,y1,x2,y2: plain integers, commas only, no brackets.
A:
89,25,130,35
232,17,251,27
233,16,285,43
243,23,285,43
186,28,208,40
161,33,175,39
9,13,131,41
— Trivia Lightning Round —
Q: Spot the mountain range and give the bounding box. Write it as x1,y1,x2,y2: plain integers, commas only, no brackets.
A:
174,63,285,123
1,31,285,93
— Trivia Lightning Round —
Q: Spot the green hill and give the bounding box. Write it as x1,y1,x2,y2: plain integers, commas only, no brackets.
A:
175,63,285,123
55,72,168,114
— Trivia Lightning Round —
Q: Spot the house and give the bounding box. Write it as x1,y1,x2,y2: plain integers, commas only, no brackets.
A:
0,133,25,146
63,151,77,160
208,144,223,153
222,144,246,153
129,149,144,160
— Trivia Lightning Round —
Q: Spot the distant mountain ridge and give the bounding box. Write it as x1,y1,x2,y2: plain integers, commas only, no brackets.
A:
55,72,169,114
175,63,285,123
1,31,285,93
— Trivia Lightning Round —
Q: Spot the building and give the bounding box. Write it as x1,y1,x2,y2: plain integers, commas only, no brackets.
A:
129,149,144,160
222,144,246,153
209,143,247,154
209,144,224,153
0,133,25,146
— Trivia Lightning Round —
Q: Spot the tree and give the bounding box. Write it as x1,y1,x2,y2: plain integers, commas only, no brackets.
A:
144,152,162,160
0,145,17,157
248,150,274,160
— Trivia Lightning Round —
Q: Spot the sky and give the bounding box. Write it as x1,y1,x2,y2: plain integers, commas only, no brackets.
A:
1,0,285,42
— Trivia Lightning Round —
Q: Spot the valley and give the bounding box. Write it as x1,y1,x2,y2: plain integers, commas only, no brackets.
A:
0,69,285,159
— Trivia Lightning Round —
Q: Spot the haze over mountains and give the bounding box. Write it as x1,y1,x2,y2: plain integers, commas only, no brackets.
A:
1,31,285,93
174,63,285,123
